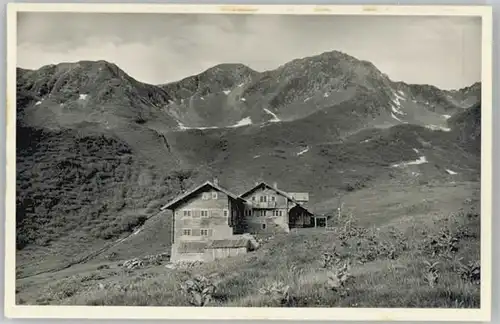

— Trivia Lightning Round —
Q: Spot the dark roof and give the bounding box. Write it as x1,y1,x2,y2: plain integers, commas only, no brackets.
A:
205,238,250,249
160,181,247,211
240,182,297,202
176,241,208,253
290,203,314,215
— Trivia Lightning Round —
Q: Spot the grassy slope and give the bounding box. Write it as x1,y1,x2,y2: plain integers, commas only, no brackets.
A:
16,180,480,307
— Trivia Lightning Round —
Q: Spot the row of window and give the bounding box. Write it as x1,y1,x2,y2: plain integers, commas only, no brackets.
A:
182,223,269,236
182,209,229,218
245,210,284,217
202,192,218,200
181,208,284,218
182,228,212,236
251,195,277,202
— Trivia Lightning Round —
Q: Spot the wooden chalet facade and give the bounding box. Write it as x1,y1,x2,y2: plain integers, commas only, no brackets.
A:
161,179,314,262
240,182,314,233
160,179,250,262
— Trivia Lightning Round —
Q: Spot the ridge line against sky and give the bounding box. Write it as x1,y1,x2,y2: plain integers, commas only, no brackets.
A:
16,12,482,90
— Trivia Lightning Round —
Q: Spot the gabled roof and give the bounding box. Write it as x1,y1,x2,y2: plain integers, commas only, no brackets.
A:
239,182,313,214
160,181,246,211
288,192,309,202
239,181,298,203
289,203,314,216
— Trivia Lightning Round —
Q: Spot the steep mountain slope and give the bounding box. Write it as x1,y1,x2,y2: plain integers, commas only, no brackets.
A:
15,51,481,277
446,103,481,157
158,50,477,133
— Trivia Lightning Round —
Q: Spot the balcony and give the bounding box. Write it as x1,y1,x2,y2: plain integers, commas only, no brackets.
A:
251,201,278,209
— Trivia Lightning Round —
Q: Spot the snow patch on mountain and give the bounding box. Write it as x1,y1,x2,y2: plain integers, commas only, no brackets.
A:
264,108,281,122
223,90,231,95
426,125,451,132
79,94,88,100
391,113,403,123
446,169,458,175
391,105,403,116
413,148,420,154
241,98,246,102
391,90,406,116
324,93,329,98
230,117,252,128
391,156,428,168
177,122,218,131
304,97,311,102
35,101,42,106
443,114,452,119
297,147,309,156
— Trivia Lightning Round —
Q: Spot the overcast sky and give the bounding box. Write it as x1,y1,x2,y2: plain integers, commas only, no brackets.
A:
17,13,481,90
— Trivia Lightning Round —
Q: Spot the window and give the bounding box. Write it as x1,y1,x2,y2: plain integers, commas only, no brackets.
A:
183,210,191,218
261,223,266,230
223,209,229,217
260,210,266,217
201,210,209,218
273,210,281,217
246,209,252,216
279,210,283,217
202,192,210,200
200,228,211,236
271,196,276,202
182,228,192,236
260,196,267,203
212,192,218,199
252,196,256,201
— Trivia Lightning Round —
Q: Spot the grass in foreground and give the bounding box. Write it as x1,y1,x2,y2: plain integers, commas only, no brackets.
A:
16,194,480,308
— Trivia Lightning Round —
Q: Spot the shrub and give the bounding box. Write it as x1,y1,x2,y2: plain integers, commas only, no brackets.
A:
422,260,440,288
424,228,460,257
326,260,352,296
179,275,217,306
258,281,291,306
458,260,480,285
321,247,342,269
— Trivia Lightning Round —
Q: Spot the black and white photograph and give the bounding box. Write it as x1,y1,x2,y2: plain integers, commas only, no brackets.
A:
5,3,493,321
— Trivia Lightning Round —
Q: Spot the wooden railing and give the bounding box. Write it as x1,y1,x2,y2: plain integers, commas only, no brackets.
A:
252,201,278,208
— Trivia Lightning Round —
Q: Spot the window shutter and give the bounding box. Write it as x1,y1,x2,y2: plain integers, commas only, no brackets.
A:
209,229,214,237
192,228,201,236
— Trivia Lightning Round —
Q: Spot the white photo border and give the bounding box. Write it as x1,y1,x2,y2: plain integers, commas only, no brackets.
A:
4,3,493,321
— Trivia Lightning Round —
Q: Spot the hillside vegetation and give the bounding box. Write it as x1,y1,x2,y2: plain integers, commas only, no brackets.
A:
16,182,480,307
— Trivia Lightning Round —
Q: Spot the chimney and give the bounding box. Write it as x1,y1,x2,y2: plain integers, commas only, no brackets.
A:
273,182,278,189
213,178,219,186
